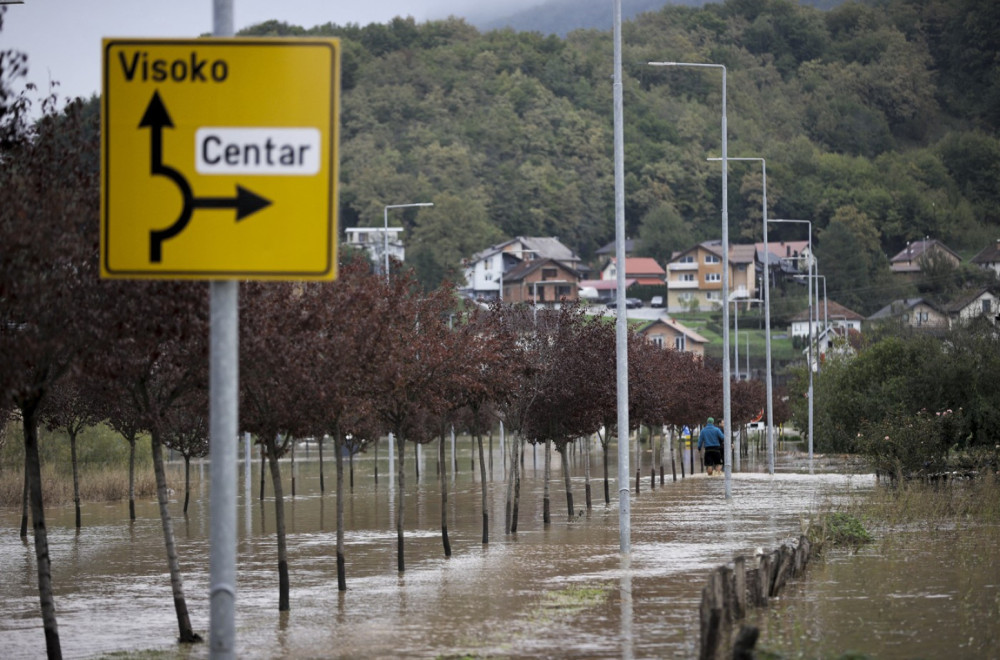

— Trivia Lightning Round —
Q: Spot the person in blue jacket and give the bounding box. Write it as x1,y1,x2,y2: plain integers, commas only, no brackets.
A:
697,417,724,476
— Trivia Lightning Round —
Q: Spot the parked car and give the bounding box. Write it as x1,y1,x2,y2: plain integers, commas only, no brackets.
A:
606,297,644,309
650,295,664,308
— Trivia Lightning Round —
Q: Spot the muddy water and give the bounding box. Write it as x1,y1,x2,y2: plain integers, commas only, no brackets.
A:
2,442,876,658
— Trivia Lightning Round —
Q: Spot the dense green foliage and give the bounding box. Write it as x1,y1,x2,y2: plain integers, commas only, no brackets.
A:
241,0,1000,303
791,319,1000,458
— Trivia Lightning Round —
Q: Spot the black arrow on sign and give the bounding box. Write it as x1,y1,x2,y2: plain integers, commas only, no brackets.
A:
139,91,272,263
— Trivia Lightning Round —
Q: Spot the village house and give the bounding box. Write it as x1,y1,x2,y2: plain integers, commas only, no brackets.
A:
889,238,961,279
971,239,1000,279
461,236,582,300
664,240,757,312
637,317,708,357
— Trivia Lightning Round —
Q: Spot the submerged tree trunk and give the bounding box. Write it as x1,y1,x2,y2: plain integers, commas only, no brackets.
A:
584,435,592,511
128,435,136,521
600,431,610,506
183,455,191,516
265,438,290,611
373,437,378,486
477,434,488,544
290,438,296,498
151,431,201,643
543,439,551,524
504,436,515,534
670,427,677,482
349,450,355,491
259,448,266,501
21,458,29,538
396,434,406,573
560,446,574,519
335,433,346,591
511,437,523,533
318,434,325,494
23,402,62,659
70,431,81,530
441,434,452,556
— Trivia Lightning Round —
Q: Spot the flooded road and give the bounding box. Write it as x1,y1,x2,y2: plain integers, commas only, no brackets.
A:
0,441,887,658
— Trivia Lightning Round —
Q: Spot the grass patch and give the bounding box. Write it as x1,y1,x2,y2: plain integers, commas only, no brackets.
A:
808,512,872,551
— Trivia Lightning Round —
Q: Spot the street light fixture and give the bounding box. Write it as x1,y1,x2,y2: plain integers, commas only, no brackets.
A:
383,202,433,280
650,59,733,498
709,155,776,474
768,218,814,472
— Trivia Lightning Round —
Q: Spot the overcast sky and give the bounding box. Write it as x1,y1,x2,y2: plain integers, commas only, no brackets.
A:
2,0,539,110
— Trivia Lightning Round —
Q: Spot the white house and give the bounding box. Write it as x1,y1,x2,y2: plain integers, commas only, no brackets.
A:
344,227,404,272
789,300,864,337
462,236,581,300
944,288,998,326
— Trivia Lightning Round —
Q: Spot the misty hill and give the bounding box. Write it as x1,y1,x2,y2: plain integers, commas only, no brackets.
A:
475,0,848,36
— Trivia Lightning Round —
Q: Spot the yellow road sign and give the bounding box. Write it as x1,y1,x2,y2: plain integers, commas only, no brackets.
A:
101,38,339,280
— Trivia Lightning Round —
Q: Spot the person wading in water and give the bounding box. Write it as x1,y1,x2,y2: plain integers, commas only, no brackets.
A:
697,417,724,476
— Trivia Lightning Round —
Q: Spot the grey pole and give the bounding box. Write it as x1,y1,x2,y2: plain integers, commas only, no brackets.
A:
649,60,730,499
734,299,739,381
209,3,237,658
708,156,774,474
613,0,631,555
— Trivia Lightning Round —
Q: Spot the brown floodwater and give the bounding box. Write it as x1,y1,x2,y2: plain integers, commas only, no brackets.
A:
0,441,991,658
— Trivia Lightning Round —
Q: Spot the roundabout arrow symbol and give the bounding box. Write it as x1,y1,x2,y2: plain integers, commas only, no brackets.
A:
140,91,272,263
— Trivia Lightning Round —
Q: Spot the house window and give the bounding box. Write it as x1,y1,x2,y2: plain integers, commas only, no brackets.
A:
680,274,695,282
983,299,992,315
675,335,686,351
556,285,571,297
542,268,557,280
918,311,929,323
705,273,721,283
679,292,693,301
651,335,664,349
706,291,721,301
680,255,695,264
485,272,492,281
705,254,720,264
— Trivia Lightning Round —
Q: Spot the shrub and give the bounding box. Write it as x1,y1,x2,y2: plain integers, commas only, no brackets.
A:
855,408,964,481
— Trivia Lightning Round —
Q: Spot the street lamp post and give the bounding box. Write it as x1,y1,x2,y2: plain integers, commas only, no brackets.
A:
650,59,732,498
709,155,775,474
768,218,814,471
383,202,433,280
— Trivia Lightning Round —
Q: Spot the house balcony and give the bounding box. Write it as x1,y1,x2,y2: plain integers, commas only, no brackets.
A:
668,262,698,271
668,280,700,289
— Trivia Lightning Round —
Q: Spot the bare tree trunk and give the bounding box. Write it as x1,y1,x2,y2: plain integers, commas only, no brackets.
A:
183,455,191,516
151,431,201,642
560,446,574,519
600,430,610,505
318,435,325,493
70,431,81,530
584,435,592,511
128,435,136,521
21,458,29,538
290,438,296,498
511,437,523,533
504,435,515,534
335,434,346,591
477,434,488,544
265,439,290,611
373,436,378,486
396,434,406,573
23,402,62,658
259,447,266,500
543,440,551,524
441,434,452,555
349,451,355,491
488,430,493,480
670,427,677,482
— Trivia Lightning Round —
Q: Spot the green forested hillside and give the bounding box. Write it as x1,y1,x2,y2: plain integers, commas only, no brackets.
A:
242,0,1000,312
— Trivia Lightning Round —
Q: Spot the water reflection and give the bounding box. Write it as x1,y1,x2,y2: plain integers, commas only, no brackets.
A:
1,444,888,658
